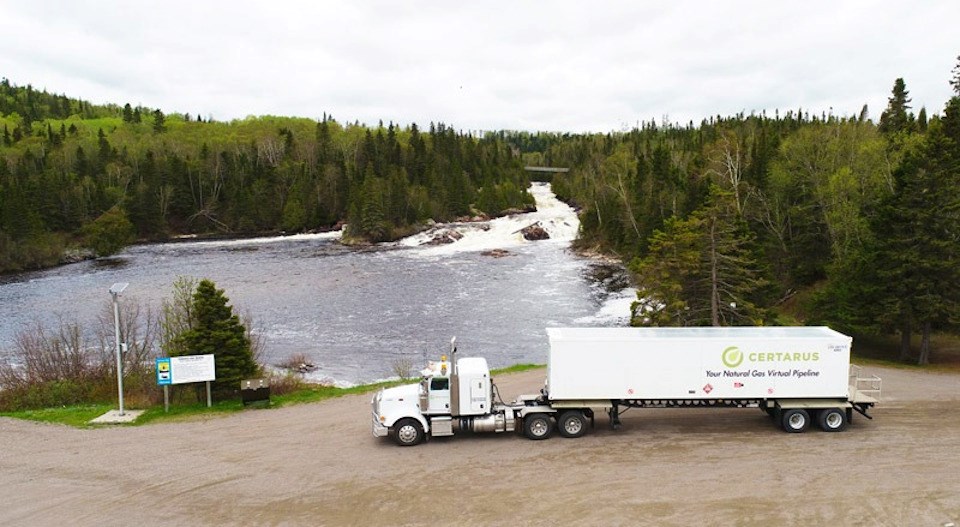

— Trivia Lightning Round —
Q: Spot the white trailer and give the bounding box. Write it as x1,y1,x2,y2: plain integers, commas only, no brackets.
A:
371,327,881,446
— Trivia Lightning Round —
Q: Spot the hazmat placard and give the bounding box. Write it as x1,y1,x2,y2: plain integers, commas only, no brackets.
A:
156,354,216,385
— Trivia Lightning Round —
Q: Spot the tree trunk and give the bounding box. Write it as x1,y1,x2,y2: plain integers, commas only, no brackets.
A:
918,321,931,365
899,322,911,361
710,220,720,326
612,172,642,241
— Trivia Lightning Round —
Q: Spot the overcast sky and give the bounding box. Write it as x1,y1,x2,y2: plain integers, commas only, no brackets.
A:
1,1,958,133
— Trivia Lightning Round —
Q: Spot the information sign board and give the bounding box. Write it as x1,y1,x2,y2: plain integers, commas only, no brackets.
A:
155,354,216,385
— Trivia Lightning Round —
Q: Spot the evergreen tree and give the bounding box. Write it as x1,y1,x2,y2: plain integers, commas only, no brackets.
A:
878,78,914,135
281,197,306,232
152,109,166,133
950,54,960,95
357,173,388,241
122,103,134,123
630,215,703,326
871,119,960,364
97,128,111,164
181,279,258,393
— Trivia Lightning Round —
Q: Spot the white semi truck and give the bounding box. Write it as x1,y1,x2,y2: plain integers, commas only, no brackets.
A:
371,327,881,446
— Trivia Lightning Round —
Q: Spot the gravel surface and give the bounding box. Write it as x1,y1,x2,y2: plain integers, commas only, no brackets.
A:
2,364,959,526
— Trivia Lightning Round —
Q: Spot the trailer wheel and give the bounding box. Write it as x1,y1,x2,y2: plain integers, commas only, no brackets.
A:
393,418,424,446
557,411,588,439
524,413,553,440
818,408,847,432
781,409,810,433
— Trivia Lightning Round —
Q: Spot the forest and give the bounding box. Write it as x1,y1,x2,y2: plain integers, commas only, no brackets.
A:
3,57,959,366
0,78,533,272
516,57,960,364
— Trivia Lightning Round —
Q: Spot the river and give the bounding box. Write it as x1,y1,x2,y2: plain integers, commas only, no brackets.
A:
0,183,635,385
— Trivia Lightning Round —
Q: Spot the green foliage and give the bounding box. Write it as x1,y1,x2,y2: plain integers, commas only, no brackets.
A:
160,276,198,357
524,58,960,362
152,109,166,133
879,78,915,135
0,79,532,272
0,231,66,271
80,205,135,257
630,187,769,326
181,279,258,394
1,379,92,410
630,216,702,325
281,197,306,232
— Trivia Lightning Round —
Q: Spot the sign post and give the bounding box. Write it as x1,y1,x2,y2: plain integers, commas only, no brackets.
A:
156,354,216,411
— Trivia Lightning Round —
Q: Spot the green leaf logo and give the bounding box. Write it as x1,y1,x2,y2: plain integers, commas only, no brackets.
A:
722,346,744,368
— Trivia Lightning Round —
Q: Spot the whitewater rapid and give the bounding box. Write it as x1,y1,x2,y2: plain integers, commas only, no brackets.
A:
397,182,578,254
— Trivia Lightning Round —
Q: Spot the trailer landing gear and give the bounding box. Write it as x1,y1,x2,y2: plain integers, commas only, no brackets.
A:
608,404,622,430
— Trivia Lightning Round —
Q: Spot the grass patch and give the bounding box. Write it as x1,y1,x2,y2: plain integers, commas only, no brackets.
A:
492,363,543,375
136,399,247,425
0,363,547,428
0,404,113,427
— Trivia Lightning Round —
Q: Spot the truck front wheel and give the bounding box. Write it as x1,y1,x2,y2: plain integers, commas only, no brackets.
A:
781,409,810,433
393,418,424,446
557,411,588,439
524,413,553,440
817,408,848,432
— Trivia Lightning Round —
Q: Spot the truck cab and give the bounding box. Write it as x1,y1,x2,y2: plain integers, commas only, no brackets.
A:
372,339,521,446
372,357,452,445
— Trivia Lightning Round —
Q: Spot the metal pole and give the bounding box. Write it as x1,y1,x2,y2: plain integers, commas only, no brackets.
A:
113,292,125,416
206,381,212,408
164,385,169,413
108,282,129,417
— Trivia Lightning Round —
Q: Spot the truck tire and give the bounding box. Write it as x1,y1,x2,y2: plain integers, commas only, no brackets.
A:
781,409,810,433
524,413,553,440
393,418,424,446
817,408,847,432
557,411,588,439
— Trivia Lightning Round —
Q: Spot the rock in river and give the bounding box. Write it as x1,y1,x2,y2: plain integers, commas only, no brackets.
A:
520,223,550,241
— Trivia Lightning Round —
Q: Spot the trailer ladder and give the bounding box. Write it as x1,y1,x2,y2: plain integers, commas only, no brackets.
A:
849,365,882,404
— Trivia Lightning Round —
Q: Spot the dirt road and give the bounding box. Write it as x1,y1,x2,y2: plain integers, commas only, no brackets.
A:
2,365,959,526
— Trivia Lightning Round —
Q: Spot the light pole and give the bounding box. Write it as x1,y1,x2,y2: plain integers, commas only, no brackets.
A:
109,282,129,416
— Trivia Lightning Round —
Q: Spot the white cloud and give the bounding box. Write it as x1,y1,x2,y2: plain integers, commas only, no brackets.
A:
0,1,957,132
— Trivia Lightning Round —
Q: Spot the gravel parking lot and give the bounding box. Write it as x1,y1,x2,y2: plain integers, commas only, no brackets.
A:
2,364,959,526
